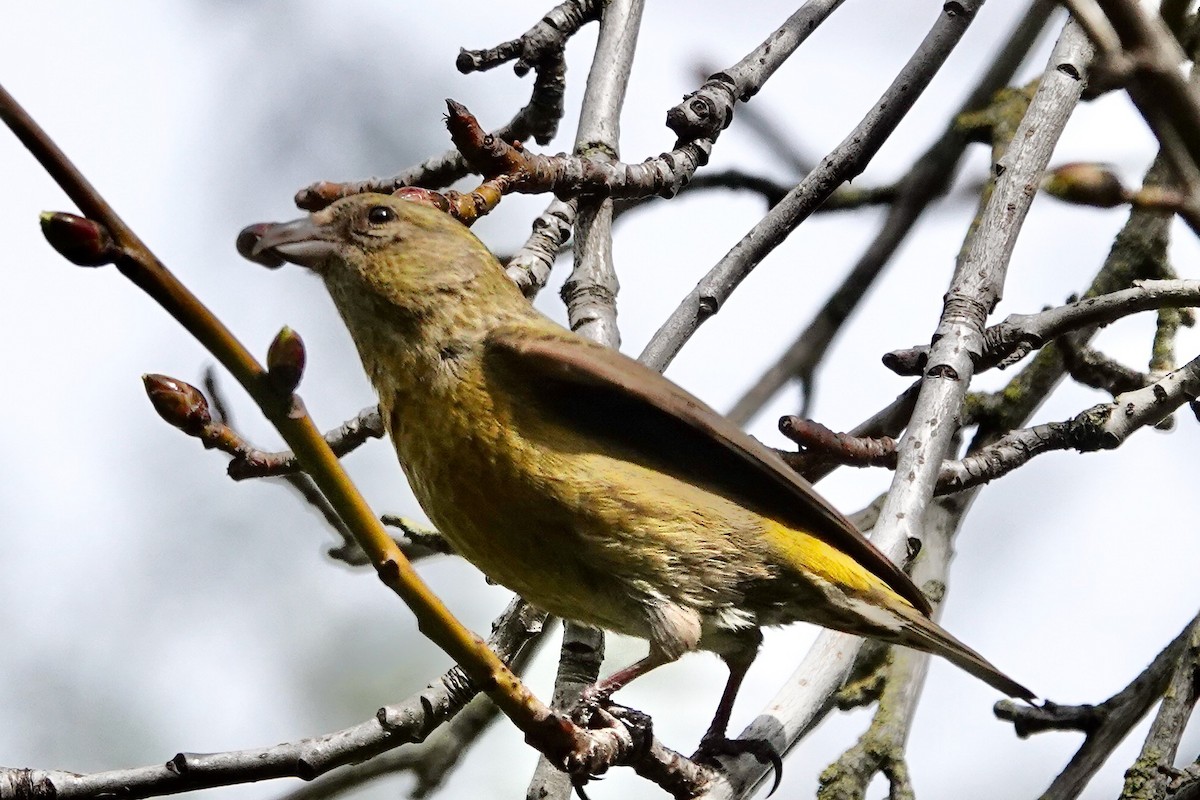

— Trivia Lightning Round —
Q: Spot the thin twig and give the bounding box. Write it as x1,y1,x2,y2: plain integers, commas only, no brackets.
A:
292,1,592,210
0,599,548,800
456,0,601,78
995,612,1200,800
1090,0,1200,211
202,371,378,566
664,0,849,143
941,355,1200,490
726,0,1056,424
1060,336,1148,395
639,0,988,373
1119,619,1200,799
0,79,620,780
275,614,553,800
704,19,1093,798
225,406,385,479
884,279,1200,375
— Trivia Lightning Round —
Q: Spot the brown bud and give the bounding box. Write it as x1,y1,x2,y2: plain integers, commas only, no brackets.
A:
39,212,118,267
392,187,451,212
236,223,285,268
266,327,306,393
1042,163,1128,208
1128,185,1188,213
143,374,212,435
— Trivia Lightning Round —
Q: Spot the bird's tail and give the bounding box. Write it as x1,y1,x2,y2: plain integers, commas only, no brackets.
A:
889,600,1036,701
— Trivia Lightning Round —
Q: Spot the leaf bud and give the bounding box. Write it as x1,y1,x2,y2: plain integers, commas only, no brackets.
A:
1042,163,1128,208
39,212,118,267
266,326,306,393
143,374,212,435
392,187,451,211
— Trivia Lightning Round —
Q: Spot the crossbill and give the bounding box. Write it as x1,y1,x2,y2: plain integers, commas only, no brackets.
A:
250,194,1032,762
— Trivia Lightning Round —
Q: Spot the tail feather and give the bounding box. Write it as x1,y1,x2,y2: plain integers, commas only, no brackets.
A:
893,602,1035,701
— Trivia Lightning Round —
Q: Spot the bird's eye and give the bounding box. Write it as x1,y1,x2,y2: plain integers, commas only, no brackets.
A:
366,205,395,225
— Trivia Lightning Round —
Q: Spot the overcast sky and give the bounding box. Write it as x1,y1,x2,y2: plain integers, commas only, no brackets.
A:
2,3,1199,799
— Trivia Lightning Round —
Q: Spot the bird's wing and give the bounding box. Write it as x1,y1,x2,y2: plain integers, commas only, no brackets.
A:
483,326,933,617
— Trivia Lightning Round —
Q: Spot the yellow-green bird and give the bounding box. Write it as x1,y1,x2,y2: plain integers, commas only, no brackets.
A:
250,193,1033,760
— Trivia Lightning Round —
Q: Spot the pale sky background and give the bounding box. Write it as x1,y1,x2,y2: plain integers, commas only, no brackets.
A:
2,3,1199,799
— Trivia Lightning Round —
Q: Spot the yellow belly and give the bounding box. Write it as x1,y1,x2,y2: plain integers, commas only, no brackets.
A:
386,367,910,647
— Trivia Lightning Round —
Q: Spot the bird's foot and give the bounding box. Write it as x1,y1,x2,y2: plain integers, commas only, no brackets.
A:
693,734,783,796
565,701,654,800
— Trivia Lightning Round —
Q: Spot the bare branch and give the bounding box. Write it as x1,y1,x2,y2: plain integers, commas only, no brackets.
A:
506,198,577,299
885,279,1200,375
293,1,589,210
727,0,1056,424
0,599,548,800
703,20,1093,797
817,498,964,800
871,13,1090,584
639,0,987,372
444,99,713,202
456,0,600,77
226,406,386,480
664,0,849,142
559,0,643,347
1060,337,1148,395
1119,622,1200,799
1089,0,1200,205
995,612,1200,800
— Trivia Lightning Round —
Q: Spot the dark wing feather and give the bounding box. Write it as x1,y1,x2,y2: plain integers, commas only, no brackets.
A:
484,327,933,617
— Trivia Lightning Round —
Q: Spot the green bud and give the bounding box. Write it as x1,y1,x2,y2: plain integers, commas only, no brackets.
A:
1042,163,1128,208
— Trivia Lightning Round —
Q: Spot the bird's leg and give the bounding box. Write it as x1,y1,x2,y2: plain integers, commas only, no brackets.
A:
578,648,672,711
698,648,754,747
693,637,783,794
580,601,700,713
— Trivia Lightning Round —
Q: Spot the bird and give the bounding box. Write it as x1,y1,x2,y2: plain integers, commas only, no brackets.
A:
248,192,1034,769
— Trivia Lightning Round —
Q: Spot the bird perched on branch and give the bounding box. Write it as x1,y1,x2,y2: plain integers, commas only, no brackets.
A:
249,193,1033,770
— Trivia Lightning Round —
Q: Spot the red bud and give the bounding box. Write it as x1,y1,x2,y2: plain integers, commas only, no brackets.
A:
143,374,212,435
266,327,306,393
39,212,118,267
392,187,451,211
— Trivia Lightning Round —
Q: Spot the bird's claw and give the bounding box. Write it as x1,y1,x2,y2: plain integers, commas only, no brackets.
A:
693,735,783,796
565,700,654,797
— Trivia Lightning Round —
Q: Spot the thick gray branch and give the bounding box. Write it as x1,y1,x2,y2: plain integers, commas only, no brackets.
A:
704,18,1093,798
561,0,643,347
868,16,1090,562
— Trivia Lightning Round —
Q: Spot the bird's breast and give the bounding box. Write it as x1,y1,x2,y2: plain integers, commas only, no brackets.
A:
385,371,657,635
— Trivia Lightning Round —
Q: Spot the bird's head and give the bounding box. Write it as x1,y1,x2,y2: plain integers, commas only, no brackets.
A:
244,193,516,321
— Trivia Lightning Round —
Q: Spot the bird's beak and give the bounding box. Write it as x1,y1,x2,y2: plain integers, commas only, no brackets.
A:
244,216,339,270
